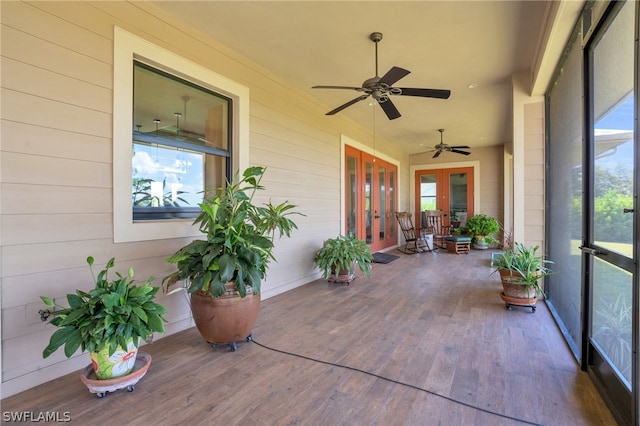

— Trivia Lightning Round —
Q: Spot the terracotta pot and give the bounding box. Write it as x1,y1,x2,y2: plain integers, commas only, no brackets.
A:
190,285,261,344
501,279,537,299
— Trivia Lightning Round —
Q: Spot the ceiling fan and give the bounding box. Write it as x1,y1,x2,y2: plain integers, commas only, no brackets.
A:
312,32,451,120
427,129,471,158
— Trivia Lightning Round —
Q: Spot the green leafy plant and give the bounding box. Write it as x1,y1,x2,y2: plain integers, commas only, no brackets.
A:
314,234,374,279
464,214,500,246
493,242,554,296
40,256,167,359
162,166,303,298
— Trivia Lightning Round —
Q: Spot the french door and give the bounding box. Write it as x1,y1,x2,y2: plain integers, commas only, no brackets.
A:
414,167,474,229
581,2,636,424
345,145,397,252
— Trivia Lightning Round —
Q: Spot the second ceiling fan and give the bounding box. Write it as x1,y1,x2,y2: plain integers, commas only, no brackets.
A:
427,129,471,158
312,32,451,120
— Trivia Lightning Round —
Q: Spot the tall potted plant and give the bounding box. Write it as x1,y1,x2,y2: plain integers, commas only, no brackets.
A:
464,213,500,249
493,242,554,311
163,166,302,350
40,256,167,380
314,234,374,283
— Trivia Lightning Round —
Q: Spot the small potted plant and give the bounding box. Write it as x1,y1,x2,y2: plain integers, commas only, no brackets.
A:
162,166,302,350
464,213,500,249
314,234,374,283
40,256,167,380
493,242,554,311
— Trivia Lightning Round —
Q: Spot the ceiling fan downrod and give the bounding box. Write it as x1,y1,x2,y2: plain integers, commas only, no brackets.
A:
370,32,383,78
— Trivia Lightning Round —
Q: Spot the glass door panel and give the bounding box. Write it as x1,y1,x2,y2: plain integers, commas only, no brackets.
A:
592,257,633,387
449,172,468,226
365,158,373,244
378,165,386,242
389,170,396,241
420,174,437,211
346,152,358,238
583,2,635,423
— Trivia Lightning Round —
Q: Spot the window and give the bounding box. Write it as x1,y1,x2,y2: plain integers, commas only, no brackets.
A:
113,28,249,243
132,61,230,220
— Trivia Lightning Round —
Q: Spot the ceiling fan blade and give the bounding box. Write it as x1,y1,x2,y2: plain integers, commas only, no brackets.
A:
378,66,410,86
450,145,471,149
450,149,471,155
312,85,364,91
378,98,401,120
432,150,442,158
397,88,451,99
326,95,369,115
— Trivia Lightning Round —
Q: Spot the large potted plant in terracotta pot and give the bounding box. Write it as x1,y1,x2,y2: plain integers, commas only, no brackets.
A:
40,256,167,389
163,167,302,350
493,242,553,312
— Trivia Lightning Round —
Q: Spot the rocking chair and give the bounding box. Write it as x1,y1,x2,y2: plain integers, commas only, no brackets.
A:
395,212,433,253
423,210,452,249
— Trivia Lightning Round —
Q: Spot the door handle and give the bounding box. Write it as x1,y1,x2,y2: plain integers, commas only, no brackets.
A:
579,246,602,256
623,208,634,213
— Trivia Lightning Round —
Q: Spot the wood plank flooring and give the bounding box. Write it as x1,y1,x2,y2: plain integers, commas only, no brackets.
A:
2,249,617,425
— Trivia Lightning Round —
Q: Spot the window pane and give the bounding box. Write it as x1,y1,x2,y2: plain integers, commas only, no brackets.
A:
132,61,231,220
420,174,436,211
132,142,204,207
134,62,229,150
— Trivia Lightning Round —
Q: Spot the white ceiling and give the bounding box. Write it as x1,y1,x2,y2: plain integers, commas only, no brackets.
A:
150,1,571,154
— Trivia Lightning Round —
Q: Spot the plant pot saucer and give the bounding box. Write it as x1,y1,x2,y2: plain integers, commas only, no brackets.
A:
499,292,537,313
80,352,151,398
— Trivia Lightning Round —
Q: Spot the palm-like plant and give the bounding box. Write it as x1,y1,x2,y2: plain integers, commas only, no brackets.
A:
493,242,553,296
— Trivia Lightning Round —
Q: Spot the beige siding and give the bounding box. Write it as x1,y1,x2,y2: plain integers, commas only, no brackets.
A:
0,0,407,397
523,102,546,249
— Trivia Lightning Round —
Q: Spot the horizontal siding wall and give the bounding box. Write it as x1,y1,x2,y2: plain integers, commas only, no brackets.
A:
0,1,407,397
523,101,546,250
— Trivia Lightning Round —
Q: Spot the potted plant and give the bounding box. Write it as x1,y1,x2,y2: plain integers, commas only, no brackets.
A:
314,234,374,283
493,242,554,310
40,256,167,380
162,166,302,350
464,213,500,249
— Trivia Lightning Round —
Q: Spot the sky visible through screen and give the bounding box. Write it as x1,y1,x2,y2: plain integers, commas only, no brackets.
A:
595,96,634,171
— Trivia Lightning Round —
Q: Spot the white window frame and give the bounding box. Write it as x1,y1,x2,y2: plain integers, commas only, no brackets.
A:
113,27,249,242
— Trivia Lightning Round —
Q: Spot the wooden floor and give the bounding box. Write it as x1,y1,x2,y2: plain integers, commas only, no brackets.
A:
3,248,617,425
